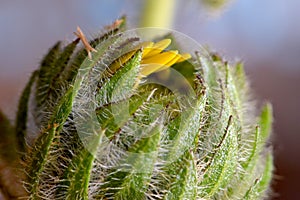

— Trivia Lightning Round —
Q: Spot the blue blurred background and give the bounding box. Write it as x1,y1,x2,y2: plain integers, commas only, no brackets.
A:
0,0,299,199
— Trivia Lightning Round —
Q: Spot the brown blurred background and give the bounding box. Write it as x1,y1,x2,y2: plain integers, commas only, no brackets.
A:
0,1,299,199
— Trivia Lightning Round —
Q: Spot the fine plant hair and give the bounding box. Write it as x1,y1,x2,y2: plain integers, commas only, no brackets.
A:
0,17,273,200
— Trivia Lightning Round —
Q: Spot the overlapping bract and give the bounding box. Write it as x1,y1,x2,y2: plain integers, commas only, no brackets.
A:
6,19,274,200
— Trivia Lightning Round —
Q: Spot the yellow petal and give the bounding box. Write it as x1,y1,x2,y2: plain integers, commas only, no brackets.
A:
109,50,137,72
153,39,171,49
140,63,164,76
165,54,181,66
155,54,181,72
141,42,154,58
143,39,171,58
141,50,178,66
176,53,191,62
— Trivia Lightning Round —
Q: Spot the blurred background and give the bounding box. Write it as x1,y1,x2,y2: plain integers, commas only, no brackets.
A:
0,0,299,199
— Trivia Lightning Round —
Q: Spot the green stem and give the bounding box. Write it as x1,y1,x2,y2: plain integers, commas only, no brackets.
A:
139,0,176,29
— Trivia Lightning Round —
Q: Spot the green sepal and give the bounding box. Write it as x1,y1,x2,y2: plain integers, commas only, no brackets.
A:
15,70,38,153
225,63,245,125
58,132,102,200
96,126,161,200
257,152,273,195
35,42,61,107
52,34,140,200
37,39,79,111
198,116,239,198
228,126,261,199
162,150,197,200
259,103,273,141
243,103,273,170
62,17,126,84
51,38,80,90
243,152,273,199
95,50,142,106
199,54,219,89
233,62,247,94
25,88,74,198
72,34,120,91
96,92,150,139
164,93,206,162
